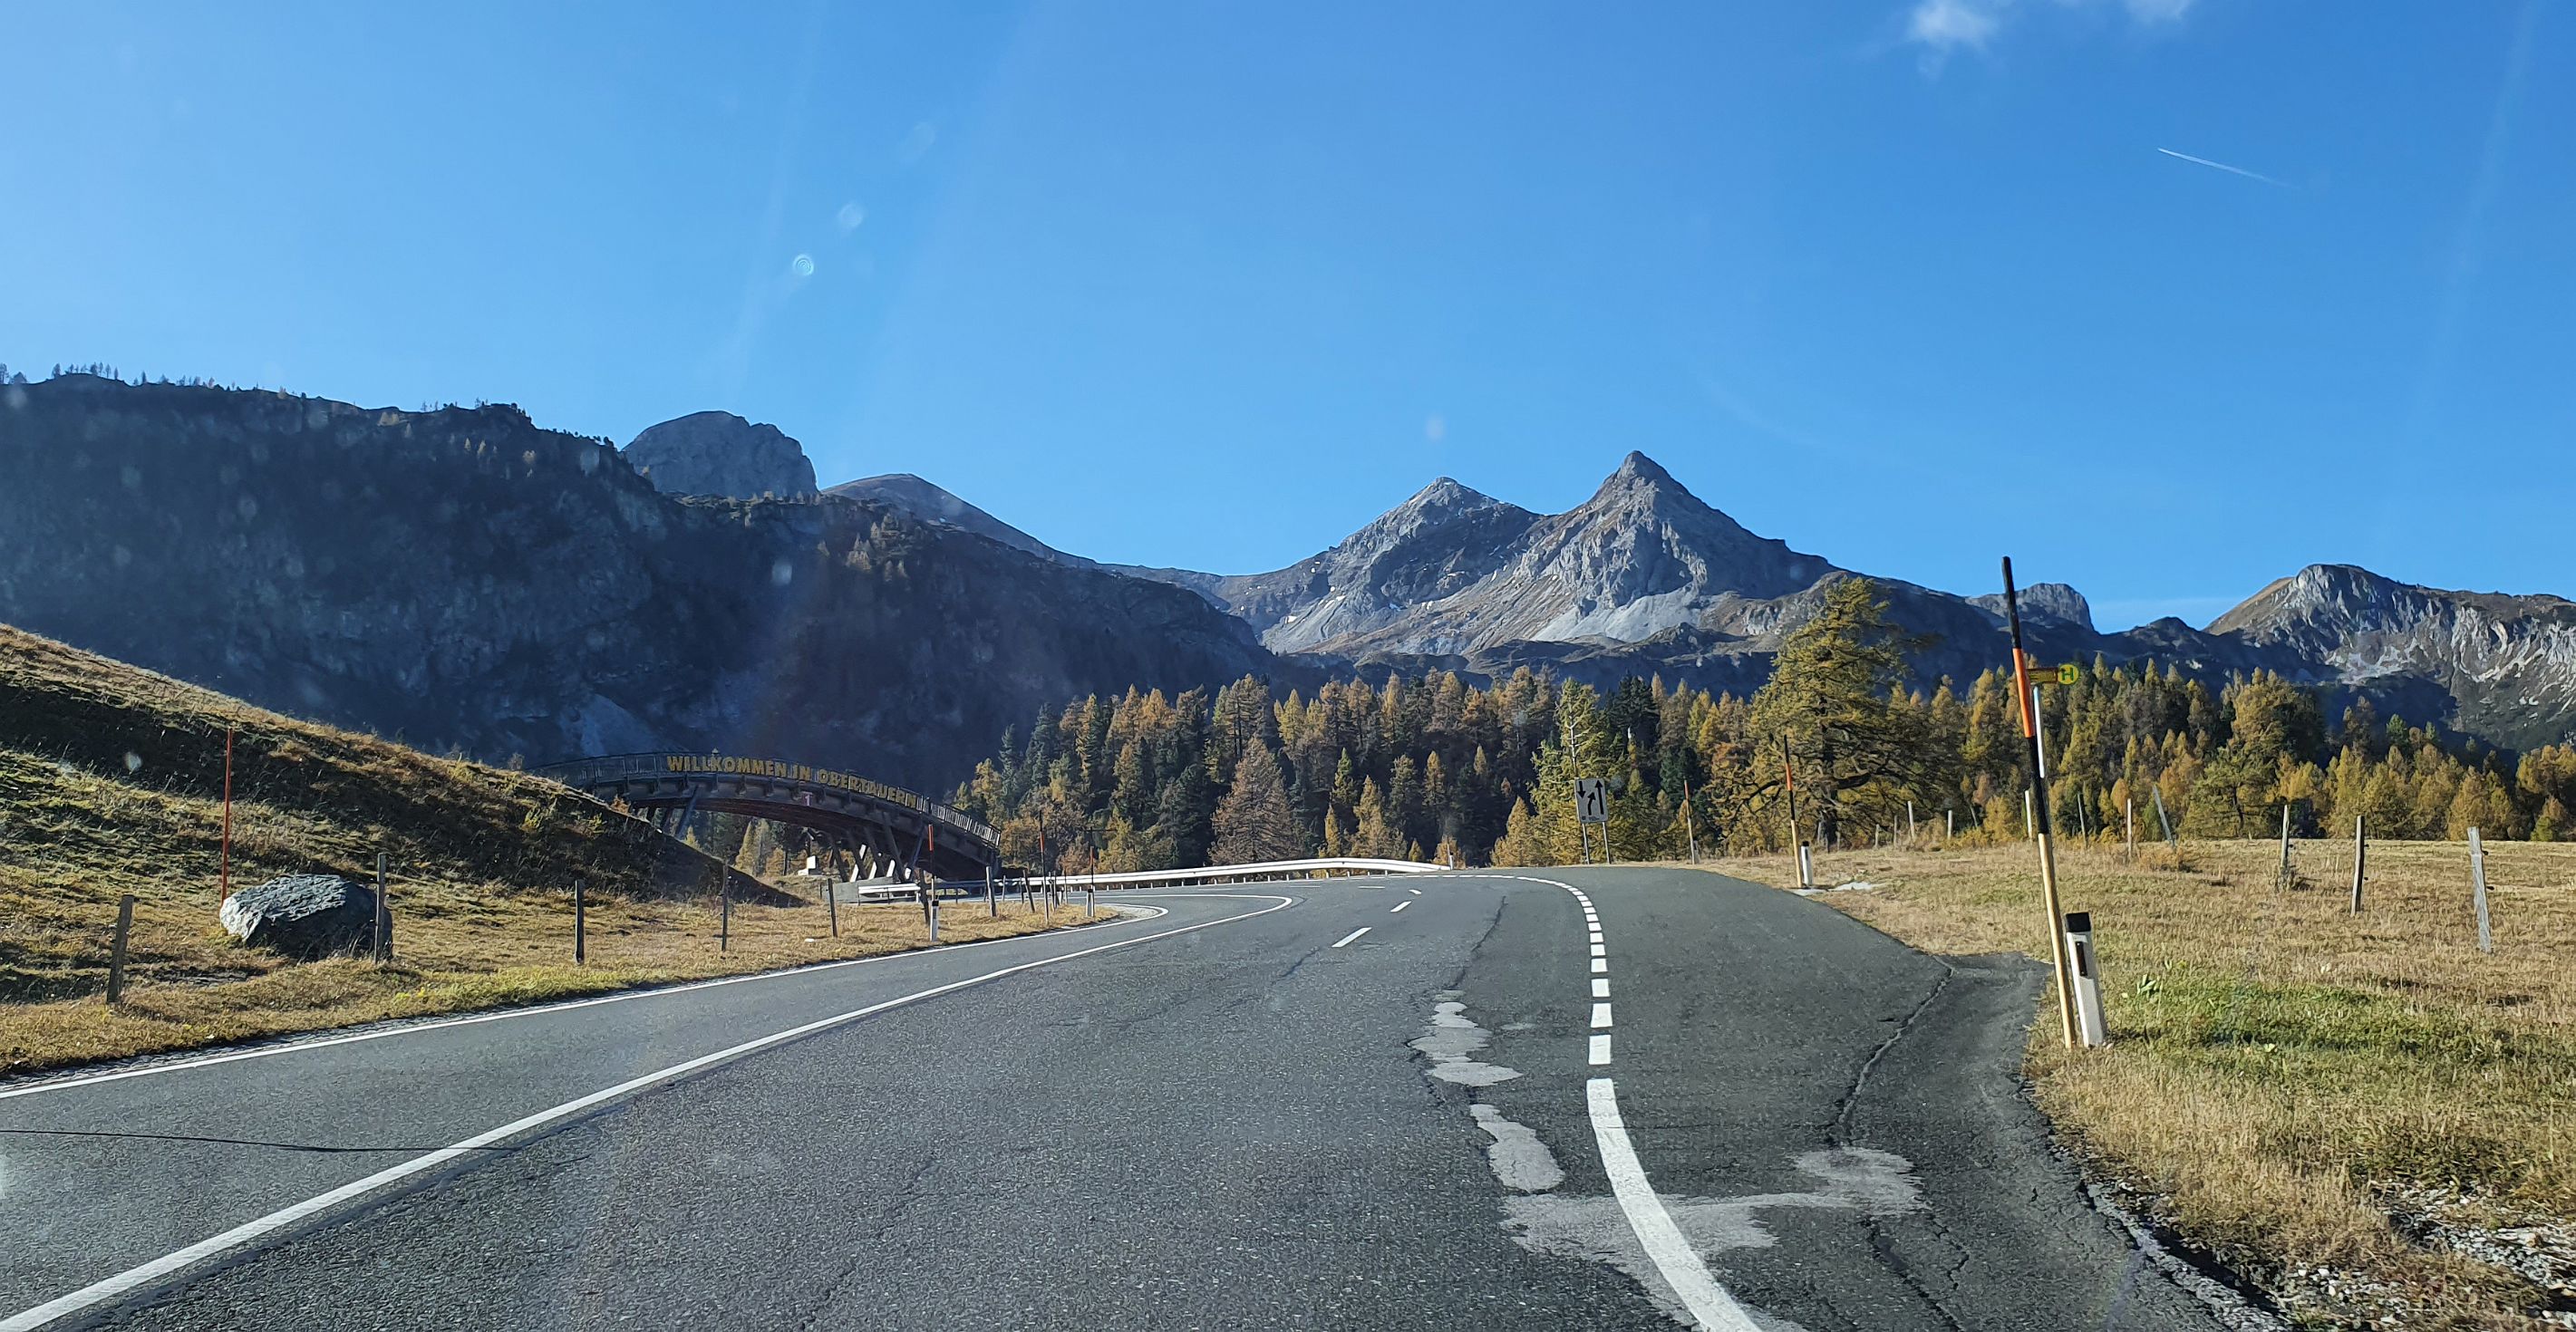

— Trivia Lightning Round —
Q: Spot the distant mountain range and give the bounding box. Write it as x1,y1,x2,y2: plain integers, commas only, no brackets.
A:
5,374,2572,787
841,449,2576,755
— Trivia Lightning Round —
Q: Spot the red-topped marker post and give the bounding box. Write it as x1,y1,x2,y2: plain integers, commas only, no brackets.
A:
2003,557,2081,1048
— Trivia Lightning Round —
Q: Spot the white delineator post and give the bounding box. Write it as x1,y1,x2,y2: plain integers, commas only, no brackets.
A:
2470,827,2493,953
1796,843,1814,889
2061,911,2108,1047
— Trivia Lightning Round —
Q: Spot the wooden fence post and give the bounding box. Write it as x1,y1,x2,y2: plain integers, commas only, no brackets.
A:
106,894,138,1004
2349,816,2366,912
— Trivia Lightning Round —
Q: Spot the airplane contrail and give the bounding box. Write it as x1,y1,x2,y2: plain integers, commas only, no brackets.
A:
2155,147,2290,188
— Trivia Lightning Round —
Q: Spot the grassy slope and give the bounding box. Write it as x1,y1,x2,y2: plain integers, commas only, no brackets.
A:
1711,839,2576,1330
0,623,1070,1076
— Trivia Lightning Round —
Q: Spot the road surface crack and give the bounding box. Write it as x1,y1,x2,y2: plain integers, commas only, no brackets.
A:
1832,965,1974,1332
791,1153,939,1331
1831,964,1952,1143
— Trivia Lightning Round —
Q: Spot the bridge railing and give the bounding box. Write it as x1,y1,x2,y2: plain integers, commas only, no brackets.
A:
1016,857,1448,890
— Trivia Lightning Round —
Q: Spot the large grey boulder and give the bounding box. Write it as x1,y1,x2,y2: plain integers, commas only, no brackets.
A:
219,874,384,960
623,410,818,499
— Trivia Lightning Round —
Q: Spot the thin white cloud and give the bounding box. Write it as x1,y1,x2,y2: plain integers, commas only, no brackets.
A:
2155,147,2291,188
1902,0,2195,63
1909,0,2000,53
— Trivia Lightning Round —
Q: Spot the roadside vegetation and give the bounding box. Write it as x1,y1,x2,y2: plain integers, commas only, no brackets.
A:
0,624,1082,1077
1721,837,2576,1330
954,579,2576,880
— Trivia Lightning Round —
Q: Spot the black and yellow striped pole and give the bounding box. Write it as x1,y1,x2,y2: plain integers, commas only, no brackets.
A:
2003,556,2080,1048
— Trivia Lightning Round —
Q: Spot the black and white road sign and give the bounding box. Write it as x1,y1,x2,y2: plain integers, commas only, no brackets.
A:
1575,777,1609,825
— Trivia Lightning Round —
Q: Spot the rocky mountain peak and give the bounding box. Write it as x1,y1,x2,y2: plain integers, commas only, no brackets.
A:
624,411,818,500
1969,582,2094,632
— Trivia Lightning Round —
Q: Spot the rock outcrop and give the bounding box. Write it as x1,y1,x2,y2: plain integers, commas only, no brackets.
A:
625,411,818,499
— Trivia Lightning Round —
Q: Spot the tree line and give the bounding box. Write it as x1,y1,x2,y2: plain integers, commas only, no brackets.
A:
945,579,2576,874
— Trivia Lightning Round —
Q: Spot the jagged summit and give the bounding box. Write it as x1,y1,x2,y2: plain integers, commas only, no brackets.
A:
624,411,818,500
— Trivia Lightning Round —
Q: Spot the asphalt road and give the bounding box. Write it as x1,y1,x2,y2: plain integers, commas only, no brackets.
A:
0,869,2237,1330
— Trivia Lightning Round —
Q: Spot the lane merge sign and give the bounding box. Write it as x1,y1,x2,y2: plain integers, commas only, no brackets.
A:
1575,777,1609,825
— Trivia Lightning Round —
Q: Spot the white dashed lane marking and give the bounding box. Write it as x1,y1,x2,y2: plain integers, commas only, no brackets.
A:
1593,978,1610,999
1590,1034,1612,1065
1390,901,1411,913
1591,1002,1613,1028
1331,927,1370,949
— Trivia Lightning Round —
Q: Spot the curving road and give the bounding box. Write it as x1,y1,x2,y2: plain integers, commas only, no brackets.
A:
0,869,2236,1330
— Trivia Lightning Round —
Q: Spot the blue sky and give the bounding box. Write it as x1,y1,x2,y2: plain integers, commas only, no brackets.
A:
4,2,2567,629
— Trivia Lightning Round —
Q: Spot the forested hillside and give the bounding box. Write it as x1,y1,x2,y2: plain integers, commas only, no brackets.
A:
953,580,2576,873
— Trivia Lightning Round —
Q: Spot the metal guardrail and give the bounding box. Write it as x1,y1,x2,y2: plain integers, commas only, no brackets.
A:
1022,856,1448,889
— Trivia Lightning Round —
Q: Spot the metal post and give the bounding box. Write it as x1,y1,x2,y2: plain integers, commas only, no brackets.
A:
828,870,839,937
2470,827,2493,952
720,872,730,953
2003,556,2080,1050
2349,815,2366,912
574,878,586,965
2153,787,2178,849
373,853,390,964
106,893,137,1004
987,866,996,918
1682,781,1700,864
1907,800,1915,845
219,723,236,900
2278,804,2293,888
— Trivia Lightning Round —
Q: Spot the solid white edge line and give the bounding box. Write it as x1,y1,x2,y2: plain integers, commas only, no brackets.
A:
0,893,1295,1331
1589,1034,1612,1065
1331,927,1371,948
1587,1077,1761,1331
1390,901,1411,913
0,902,1175,1105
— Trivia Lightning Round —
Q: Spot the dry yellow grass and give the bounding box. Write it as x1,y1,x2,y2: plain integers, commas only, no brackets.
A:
1,623,1095,1078
1709,837,2576,1329
2,880,1087,1077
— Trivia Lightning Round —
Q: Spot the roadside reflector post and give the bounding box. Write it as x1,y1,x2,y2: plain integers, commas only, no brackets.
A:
105,893,138,1005
574,878,586,965
1796,842,1814,889
2062,912,2108,1047
2470,827,2493,952
2349,815,2366,913
986,865,996,918
719,872,731,953
1087,885,1096,920
2277,804,2294,890
373,853,391,965
929,882,940,943
2004,556,2081,1049
2126,798,2135,858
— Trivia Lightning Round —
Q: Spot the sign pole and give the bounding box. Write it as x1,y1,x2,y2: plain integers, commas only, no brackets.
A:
2004,557,2080,1049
